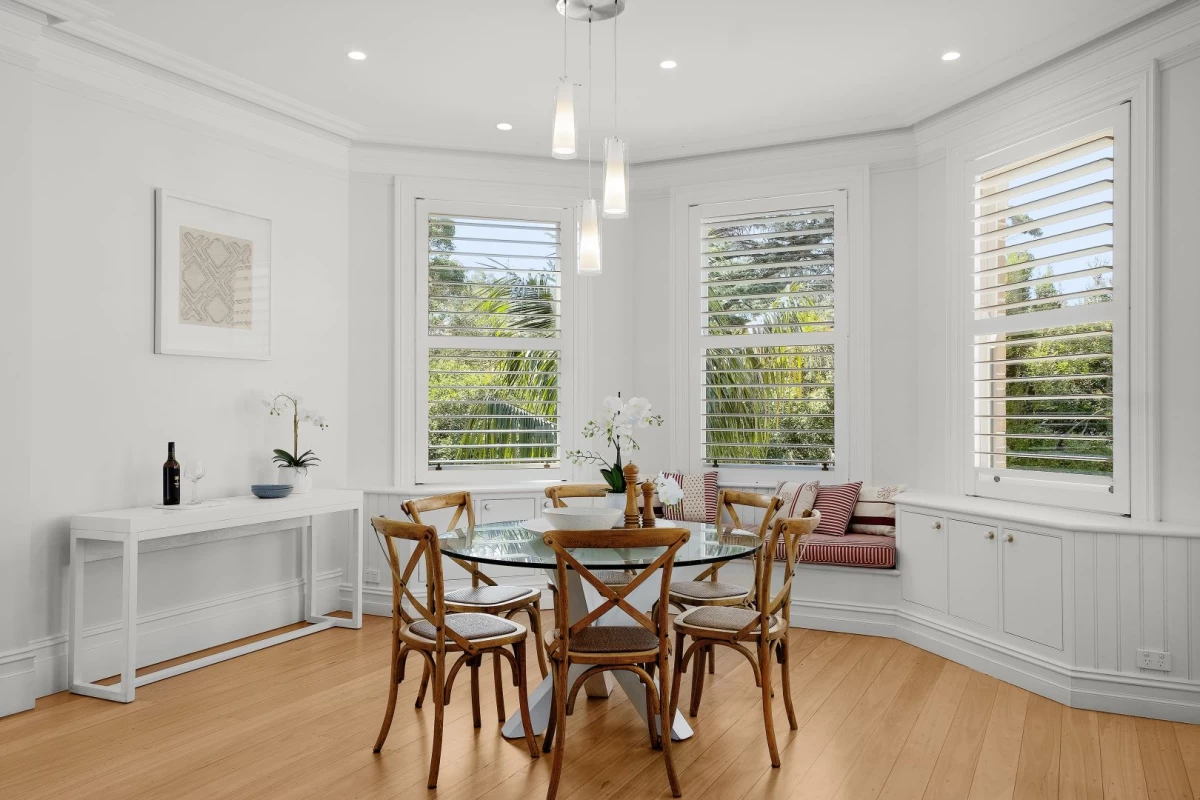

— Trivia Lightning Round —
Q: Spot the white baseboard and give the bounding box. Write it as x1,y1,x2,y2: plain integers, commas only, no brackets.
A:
29,568,344,699
793,596,1200,724
0,649,36,718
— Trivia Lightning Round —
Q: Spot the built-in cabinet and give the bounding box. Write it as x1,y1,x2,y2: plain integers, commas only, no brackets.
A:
899,507,1066,651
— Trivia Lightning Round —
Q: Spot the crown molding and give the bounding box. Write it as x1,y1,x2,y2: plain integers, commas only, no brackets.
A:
17,0,107,23
0,1,42,69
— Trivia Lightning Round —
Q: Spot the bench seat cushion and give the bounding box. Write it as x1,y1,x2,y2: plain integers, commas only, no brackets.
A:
776,532,896,568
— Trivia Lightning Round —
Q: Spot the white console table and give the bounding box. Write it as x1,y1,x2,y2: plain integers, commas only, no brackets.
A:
68,489,363,703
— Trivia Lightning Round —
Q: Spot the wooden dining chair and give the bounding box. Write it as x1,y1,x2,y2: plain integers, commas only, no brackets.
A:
544,484,634,587
669,509,820,768
370,516,539,788
403,492,548,680
666,489,782,681
541,527,690,800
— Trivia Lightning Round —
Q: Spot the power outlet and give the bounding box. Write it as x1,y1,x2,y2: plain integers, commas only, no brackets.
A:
1137,649,1171,672
364,568,381,584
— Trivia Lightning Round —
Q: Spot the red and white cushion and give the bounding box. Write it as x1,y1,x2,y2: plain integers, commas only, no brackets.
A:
790,532,895,568
773,480,820,518
661,471,718,523
812,481,862,536
849,485,907,536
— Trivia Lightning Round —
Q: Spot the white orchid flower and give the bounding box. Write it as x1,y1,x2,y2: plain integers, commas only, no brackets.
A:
602,395,624,417
654,473,685,506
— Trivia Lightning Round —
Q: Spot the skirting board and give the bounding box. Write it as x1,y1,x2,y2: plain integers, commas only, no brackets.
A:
0,650,36,718
28,568,344,699
790,596,1200,724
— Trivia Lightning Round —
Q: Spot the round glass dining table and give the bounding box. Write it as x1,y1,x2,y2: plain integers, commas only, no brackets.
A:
438,518,762,743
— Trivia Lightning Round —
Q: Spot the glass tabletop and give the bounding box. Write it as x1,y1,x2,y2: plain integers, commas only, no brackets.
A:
438,519,762,570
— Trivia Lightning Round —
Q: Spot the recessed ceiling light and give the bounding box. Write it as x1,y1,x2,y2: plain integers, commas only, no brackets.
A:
347,50,367,61
496,123,513,131
660,60,677,69
941,51,961,61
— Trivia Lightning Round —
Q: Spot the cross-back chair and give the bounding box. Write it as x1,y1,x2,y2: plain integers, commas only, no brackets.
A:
544,484,635,588
369,517,539,788
403,492,548,680
666,489,782,681
541,527,690,800
669,509,820,768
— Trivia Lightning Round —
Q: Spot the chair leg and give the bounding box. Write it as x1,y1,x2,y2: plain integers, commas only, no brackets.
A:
546,658,569,800
778,639,798,730
513,640,539,759
428,650,447,788
644,662,660,750
760,639,780,768
669,631,686,728
372,636,402,752
707,644,716,675
542,664,558,754
658,652,681,798
689,644,707,717
469,655,482,729
528,599,548,679
493,651,506,723
415,658,430,708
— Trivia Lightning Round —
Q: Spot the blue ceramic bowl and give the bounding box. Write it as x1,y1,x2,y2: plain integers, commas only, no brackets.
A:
251,484,294,499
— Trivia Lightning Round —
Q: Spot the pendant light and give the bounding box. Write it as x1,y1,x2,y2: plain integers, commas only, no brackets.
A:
602,11,629,218
551,2,576,159
577,13,602,275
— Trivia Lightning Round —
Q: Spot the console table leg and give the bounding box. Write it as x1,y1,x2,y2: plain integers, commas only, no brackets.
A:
350,508,363,628
120,536,138,702
303,520,316,622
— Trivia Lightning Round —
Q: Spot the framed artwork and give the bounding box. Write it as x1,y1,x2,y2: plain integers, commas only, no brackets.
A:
155,188,272,359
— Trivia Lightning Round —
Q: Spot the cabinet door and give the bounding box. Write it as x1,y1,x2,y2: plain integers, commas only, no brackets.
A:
898,510,947,613
478,497,537,524
947,519,999,629
1001,528,1063,649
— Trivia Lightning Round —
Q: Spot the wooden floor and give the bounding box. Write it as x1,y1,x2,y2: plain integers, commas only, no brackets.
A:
4,615,1199,800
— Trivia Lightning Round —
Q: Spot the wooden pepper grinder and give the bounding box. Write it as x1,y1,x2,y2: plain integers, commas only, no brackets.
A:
623,463,640,528
640,481,656,527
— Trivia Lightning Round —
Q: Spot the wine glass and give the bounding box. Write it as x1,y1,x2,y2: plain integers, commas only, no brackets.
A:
184,460,207,505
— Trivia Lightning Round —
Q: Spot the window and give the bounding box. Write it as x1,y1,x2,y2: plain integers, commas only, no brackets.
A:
415,200,575,483
688,191,849,479
966,105,1129,513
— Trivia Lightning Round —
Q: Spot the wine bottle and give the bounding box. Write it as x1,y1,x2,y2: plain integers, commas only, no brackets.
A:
163,442,181,506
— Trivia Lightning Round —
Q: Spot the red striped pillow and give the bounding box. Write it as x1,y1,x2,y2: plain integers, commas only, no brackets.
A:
812,482,862,536
661,471,718,523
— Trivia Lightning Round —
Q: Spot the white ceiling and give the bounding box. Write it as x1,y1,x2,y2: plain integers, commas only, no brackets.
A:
88,0,1172,161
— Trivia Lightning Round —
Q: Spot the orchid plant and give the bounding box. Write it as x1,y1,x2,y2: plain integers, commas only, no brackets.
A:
566,394,663,493
262,390,329,471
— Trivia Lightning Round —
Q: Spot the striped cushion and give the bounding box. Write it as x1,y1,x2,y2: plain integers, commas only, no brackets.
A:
773,480,820,518
661,471,718,523
789,532,895,568
812,482,862,536
849,485,907,536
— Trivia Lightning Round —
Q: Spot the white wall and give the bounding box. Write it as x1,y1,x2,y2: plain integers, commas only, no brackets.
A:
13,20,352,699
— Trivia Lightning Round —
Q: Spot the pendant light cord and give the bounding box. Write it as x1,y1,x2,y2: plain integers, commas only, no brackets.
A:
562,0,568,77
612,10,618,136
587,10,593,196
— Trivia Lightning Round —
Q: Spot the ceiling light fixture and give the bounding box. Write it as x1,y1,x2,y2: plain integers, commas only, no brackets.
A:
603,8,628,218
577,11,602,275
551,3,576,158
941,51,961,61
659,60,677,69
347,50,367,61
496,123,513,131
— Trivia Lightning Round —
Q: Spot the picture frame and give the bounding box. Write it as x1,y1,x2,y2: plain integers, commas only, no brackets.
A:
154,188,273,359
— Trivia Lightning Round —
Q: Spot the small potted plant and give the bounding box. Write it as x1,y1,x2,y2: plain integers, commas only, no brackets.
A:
567,394,663,507
263,390,328,494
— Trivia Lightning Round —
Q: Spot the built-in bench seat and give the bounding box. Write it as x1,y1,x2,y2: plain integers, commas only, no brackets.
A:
776,532,895,569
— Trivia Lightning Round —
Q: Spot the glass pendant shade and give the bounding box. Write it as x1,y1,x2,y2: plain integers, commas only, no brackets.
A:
602,136,629,218
551,78,577,159
577,198,602,275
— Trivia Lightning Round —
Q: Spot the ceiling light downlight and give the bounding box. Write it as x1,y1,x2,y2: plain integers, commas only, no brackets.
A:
496,122,513,131
941,51,961,61
347,50,367,61
659,60,677,69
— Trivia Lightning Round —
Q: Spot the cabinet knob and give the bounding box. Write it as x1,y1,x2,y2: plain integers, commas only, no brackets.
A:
1003,533,1014,543
483,503,493,511
544,500,552,509
986,531,995,540
933,521,942,530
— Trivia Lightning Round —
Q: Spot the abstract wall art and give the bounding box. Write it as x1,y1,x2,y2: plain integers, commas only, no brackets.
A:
155,189,272,359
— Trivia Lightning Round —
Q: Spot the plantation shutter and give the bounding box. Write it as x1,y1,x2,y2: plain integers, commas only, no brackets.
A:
967,105,1129,513
693,192,847,470
417,202,572,479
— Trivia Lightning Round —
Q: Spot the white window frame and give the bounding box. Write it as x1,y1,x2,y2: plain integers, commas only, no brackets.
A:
669,170,870,490
960,105,1131,514
395,179,588,487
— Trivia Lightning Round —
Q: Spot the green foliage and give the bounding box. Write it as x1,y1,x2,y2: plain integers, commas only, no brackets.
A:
273,449,321,469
